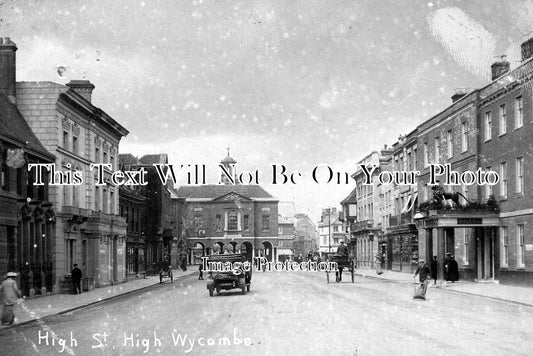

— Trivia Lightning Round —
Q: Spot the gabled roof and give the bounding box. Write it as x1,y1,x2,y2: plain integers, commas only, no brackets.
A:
340,187,357,204
175,184,276,200
0,93,54,161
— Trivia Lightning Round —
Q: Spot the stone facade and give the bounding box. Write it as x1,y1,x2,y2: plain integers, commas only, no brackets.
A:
16,78,129,291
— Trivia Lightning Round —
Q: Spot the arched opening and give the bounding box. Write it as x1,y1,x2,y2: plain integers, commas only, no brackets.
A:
261,241,273,262
240,241,253,261
192,242,205,264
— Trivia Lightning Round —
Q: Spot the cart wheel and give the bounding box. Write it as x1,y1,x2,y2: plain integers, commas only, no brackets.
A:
208,287,214,297
246,284,250,292
326,272,330,283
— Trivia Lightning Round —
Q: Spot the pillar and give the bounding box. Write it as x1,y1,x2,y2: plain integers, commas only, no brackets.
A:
436,228,446,281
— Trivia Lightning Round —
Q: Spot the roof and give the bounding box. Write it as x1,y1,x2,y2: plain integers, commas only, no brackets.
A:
340,187,357,204
138,154,168,165
119,153,139,168
0,93,54,161
175,184,276,200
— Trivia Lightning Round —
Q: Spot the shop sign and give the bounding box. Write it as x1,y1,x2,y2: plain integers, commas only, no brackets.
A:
457,218,482,225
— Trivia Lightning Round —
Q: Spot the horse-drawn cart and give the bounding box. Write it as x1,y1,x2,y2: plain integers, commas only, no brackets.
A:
205,253,252,296
326,255,355,283
157,261,173,283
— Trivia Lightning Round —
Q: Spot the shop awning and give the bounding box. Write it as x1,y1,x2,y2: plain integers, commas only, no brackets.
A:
277,248,293,255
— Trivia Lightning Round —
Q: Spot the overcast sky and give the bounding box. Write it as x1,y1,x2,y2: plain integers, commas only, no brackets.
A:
4,0,533,221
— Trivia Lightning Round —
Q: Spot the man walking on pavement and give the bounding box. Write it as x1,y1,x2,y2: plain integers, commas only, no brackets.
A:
71,264,82,295
413,259,431,298
1,272,22,325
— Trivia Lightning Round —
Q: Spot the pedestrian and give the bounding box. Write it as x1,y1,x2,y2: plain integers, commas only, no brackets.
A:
71,264,82,295
1,272,22,325
444,252,453,282
413,259,431,298
180,253,187,272
430,256,438,285
374,254,383,275
449,255,459,283
198,261,204,280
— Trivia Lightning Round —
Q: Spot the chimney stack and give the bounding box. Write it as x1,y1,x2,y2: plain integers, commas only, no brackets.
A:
451,88,467,103
0,37,17,104
66,80,95,103
491,55,510,81
521,37,533,62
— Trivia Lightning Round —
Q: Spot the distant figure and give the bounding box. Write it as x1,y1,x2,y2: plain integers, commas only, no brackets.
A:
71,264,82,295
444,253,453,282
430,256,438,285
180,253,188,272
1,272,22,325
374,254,383,275
307,251,313,262
198,262,204,280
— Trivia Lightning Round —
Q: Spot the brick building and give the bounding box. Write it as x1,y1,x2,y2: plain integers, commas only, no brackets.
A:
477,42,533,285
0,37,56,296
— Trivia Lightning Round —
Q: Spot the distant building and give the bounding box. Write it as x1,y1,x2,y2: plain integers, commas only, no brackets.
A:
277,215,295,262
350,150,391,268
118,154,176,273
317,207,345,258
294,213,318,257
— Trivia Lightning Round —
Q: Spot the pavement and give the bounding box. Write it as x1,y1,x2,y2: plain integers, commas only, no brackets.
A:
355,268,533,307
0,267,198,330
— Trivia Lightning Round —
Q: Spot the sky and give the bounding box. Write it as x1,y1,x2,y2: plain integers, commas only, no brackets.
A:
3,0,533,222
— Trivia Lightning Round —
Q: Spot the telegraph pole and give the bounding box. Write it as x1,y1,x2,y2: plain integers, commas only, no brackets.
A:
328,207,331,259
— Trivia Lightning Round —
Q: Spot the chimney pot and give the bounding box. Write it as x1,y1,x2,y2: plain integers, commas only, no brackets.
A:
66,80,95,103
0,37,18,104
490,55,510,81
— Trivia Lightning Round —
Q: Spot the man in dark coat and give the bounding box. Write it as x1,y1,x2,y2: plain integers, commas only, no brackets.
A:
335,241,349,282
71,264,82,294
430,256,438,285
449,256,459,282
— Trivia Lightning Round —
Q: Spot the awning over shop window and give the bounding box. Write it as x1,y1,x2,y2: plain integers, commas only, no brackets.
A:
277,248,293,255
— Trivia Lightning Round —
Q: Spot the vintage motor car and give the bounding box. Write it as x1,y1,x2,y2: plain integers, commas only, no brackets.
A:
205,253,252,296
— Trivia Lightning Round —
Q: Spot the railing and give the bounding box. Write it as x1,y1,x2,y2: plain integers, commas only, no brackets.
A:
350,220,374,231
